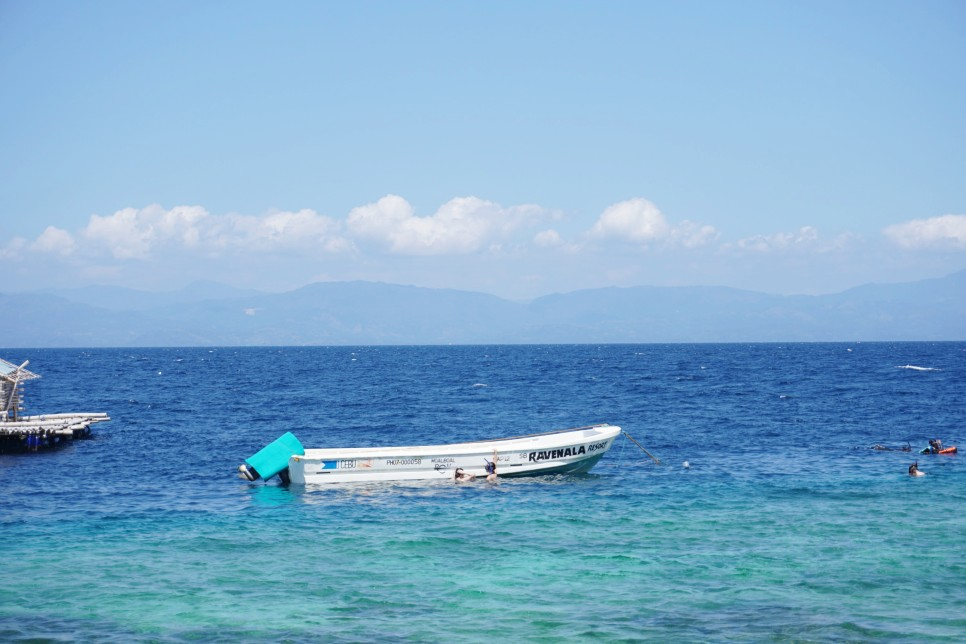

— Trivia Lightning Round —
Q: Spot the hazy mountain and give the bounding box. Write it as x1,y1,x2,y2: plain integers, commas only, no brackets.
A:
38,281,265,311
2,272,964,347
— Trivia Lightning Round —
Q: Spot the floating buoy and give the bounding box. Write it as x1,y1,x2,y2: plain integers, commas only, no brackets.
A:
683,461,690,469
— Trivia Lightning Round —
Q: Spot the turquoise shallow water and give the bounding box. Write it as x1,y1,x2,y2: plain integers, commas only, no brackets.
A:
1,344,964,641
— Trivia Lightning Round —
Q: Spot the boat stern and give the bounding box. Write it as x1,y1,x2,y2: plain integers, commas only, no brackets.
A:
239,432,305,483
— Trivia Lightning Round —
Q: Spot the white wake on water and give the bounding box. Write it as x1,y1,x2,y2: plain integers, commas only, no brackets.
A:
897,365,941,371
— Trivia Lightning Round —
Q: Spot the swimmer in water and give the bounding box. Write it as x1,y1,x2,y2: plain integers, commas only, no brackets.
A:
454,467,475,482
485,450,498,483
908,461,925,477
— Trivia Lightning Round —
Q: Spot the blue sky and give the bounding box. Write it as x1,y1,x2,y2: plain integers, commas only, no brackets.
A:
2,0,964,299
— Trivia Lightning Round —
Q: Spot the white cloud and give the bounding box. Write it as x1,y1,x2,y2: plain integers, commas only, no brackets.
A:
823,231,862,252
345,195,418,247
883,214,966,249
533,228,582,253
724,227,866,257
587,198,717,248
80,204,350,258
589,198,669,243
224,209,352,253
84,207,158,259
731,226,821,253
671,221,720,248
534,229,565,248
154,205,208,247
1,236,28,259
32,226,76,256
346,194,549,255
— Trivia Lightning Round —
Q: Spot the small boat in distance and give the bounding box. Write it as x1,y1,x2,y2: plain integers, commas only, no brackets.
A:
239,424,622,485
919,441,958,455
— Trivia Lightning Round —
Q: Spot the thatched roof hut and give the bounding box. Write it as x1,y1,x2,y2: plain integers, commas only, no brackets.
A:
1,358,40,421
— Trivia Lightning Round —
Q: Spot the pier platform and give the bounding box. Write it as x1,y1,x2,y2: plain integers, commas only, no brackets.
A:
1,357,111,453
0,413,111,452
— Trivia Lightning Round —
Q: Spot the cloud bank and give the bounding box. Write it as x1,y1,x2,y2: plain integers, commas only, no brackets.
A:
2,197,963,298
73,204,351,259
8,196,724,262
346,195,549,255
883,214,966,249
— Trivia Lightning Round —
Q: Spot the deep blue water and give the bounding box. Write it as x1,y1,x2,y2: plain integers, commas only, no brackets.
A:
1,343,964,642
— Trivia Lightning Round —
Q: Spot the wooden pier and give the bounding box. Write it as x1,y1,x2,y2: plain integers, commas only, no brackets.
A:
1,358,110,453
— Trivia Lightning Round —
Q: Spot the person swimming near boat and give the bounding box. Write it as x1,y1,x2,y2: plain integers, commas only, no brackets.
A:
908,461,925,477
871,443,911,451
454,467,475,482
927,439,944,454
484,450,498,483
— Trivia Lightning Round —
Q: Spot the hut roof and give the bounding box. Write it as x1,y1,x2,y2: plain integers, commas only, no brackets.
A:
0,358,40,382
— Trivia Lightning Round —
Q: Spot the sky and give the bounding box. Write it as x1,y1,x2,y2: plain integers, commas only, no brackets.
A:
1,0,965,300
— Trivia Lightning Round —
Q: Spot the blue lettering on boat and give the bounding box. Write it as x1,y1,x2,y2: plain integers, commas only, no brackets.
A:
528,445,586,462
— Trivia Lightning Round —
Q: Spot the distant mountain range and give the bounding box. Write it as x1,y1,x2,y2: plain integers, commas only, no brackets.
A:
2,272,965,347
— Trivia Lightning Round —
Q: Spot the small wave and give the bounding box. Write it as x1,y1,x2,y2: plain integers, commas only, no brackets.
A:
472,383,488,388
897,365,940,372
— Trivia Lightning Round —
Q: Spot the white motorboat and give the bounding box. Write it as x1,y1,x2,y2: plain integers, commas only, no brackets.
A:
239,424,622,485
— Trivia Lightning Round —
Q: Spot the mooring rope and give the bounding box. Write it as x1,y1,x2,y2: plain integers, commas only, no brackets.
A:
616,430,628,469
622,430,662,465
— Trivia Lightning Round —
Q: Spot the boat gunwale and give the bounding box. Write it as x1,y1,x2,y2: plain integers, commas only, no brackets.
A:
297,424,620,460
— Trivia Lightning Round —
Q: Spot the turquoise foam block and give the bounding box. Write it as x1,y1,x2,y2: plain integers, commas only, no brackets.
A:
245,432,305,480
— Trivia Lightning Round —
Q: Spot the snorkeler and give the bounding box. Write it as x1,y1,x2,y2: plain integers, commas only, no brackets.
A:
485,450,498,483
908,461,925,477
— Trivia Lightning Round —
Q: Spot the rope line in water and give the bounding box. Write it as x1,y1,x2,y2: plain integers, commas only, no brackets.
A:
616,430,628,469
622,431,662,465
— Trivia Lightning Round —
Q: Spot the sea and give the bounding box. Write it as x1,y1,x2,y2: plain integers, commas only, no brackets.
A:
1,343,964,642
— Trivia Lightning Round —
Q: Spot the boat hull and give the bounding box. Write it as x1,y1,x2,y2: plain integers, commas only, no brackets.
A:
919,446,958,455
287,424,622,485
